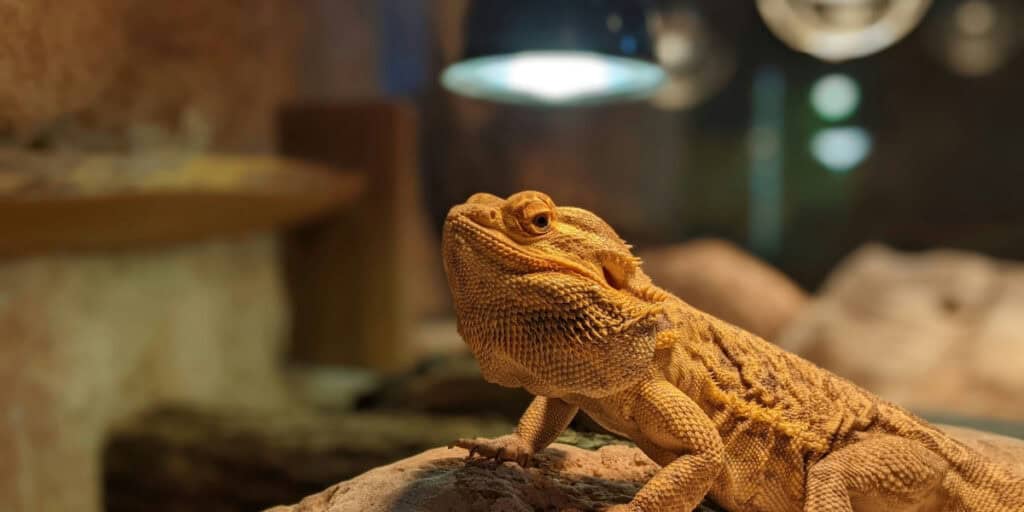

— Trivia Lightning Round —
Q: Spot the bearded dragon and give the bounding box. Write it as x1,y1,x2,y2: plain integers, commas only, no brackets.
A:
441,191,1024,512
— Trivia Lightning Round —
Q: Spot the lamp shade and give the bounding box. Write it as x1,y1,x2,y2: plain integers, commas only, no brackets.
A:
441,0,666,106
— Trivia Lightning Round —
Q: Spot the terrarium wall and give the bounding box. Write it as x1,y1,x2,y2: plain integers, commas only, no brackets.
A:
0,1,334,509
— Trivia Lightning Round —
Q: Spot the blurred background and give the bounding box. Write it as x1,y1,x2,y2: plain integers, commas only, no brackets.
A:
1,1,1022,511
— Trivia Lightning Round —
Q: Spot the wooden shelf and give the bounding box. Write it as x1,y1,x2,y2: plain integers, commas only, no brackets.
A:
0,150,364,256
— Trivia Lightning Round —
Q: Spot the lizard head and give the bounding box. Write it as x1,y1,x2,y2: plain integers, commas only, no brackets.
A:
442,191,667,398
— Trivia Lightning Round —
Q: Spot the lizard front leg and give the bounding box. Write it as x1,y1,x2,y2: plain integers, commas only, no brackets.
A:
452,396,578,467
610,379,724,512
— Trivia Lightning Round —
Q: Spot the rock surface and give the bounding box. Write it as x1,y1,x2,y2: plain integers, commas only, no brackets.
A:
266,444,678,512
0,0,299,150
268,425,1024,512
778,244,1024,421
104,406,514,512
639,239,808,340
356,353,533,420
0,236,289,511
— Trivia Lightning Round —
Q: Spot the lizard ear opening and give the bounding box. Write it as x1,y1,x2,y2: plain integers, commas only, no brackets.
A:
603,265,624,290
601,256,630,290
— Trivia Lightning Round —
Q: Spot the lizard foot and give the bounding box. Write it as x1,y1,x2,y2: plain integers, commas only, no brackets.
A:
449,434,534,467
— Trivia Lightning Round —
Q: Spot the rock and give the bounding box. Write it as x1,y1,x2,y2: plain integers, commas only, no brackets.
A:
266,443,720,512
286,365,382,412
268,425,1022,512
103,406,514,512
0,236,289,511
356,352,533,420
639,239,808,340
0,1,122,141
0,0,300,150
778,244,1024,421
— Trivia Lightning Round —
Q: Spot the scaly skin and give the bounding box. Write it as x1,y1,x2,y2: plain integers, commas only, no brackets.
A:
441,191,1024,512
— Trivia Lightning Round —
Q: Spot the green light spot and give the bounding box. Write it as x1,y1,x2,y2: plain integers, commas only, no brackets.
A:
810,73,861,122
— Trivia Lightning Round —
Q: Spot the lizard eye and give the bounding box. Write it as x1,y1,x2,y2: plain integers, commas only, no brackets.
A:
512,198,556,235
532,214,549,230
526,212,552,235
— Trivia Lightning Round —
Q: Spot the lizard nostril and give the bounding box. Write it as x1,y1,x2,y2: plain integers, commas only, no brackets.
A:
479,209,501,228
462,206,501,228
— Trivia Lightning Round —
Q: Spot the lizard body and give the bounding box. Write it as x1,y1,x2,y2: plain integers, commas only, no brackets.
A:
442,191,1024,511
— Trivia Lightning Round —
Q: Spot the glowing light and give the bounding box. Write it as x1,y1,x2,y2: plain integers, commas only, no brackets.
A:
505,55,611,100
648,6,736,111
656,32,695,67
756,0,932,61
955,0,996,36
441,51,665,106
933,0,1010,77
810,73,861,122
810,127,872,173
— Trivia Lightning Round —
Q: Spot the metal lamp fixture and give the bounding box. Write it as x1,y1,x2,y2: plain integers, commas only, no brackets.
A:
441,0,666,106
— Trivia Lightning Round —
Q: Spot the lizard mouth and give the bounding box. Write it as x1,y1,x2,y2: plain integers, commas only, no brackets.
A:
444,214,607,284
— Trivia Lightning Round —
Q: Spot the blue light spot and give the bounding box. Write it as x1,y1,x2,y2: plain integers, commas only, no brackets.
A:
810,127,873,173
620,35,638,55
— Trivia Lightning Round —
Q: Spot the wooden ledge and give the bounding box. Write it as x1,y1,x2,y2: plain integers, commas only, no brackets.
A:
0,150,364,257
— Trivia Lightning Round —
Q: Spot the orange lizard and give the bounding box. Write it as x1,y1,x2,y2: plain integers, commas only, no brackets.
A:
441,191,1024,511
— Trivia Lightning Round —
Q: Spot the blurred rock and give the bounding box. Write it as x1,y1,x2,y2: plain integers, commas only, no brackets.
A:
269,424,1022,512
104,405,513,512
778,244,1024,421
356,352,533,420
286,365,382,412
0,0,300,150
0,1,123,142
640,238,808,340
0,236,288,511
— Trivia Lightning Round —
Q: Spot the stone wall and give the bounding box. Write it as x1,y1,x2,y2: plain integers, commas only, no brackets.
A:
0,236,290,510
0,0,301,151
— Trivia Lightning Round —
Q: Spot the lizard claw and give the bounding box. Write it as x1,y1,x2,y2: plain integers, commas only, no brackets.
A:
450,435,534,467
